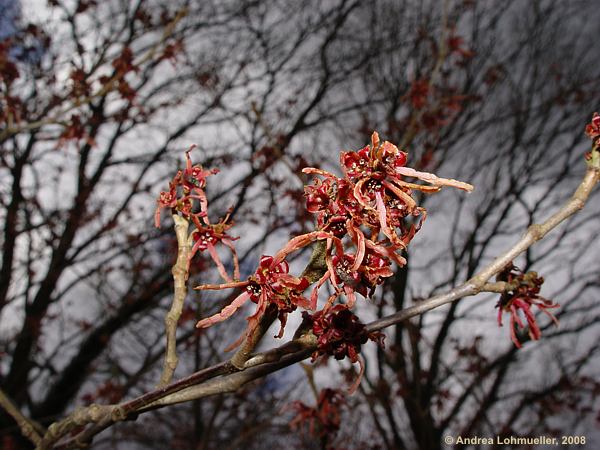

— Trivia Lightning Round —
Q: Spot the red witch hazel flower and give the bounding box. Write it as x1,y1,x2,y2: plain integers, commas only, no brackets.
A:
496,264,559,348
304,133,472,251
195,255,311,349
154,145,219,228
329,246,394,306
340,133,471,238
191,210,240,282
585,112,600,142
289,388,346,438
302,304,384,392
155,147,239,282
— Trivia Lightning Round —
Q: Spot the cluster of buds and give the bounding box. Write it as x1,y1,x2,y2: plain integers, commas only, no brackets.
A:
155,147,239,281
289,388,346,438
496,264,559,348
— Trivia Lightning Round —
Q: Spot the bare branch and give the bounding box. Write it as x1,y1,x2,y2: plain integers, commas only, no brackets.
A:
0,388,44,446
157,214,192,387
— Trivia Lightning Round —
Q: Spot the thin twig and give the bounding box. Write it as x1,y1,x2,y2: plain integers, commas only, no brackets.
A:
0,387,44,446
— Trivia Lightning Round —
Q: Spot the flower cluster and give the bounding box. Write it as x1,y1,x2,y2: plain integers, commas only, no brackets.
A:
154,146,217,228
301,304,384,392
303,305,384,364
303,132,472,304
155,147,239,281
496,264,559,348
289,388,346,438
190,133,471,354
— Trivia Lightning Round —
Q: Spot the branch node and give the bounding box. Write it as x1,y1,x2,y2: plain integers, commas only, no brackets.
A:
527,223,543,242
110,406,127,422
